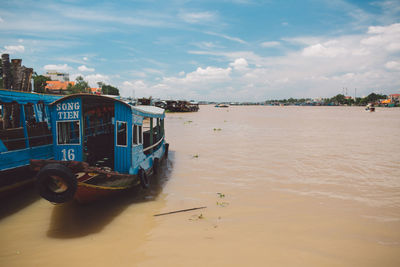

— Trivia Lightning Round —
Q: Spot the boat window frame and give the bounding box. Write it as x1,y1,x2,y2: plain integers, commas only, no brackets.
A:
56,120,81,145
116,120,128,147
132,124,143,146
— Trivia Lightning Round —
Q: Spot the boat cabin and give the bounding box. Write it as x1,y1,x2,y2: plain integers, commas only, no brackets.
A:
0,89,60,194
50,94,166,175
0,89,60,172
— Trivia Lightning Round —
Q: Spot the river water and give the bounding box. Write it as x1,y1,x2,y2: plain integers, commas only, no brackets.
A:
1,105,399,266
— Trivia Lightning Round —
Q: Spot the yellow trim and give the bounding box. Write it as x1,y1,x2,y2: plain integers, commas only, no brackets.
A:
0,178,35,193
77,182,130,190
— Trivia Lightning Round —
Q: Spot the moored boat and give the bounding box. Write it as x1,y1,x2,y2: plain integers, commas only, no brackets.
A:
0,89,60,195
31,94,168,203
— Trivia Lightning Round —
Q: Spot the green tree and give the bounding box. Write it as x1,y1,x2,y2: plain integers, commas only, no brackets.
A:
67,76,90,94
330,94,347,105
365,92,386,103
32,72,51,93
101,84,120,95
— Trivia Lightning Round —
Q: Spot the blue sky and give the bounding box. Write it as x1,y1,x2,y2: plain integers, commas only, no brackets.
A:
1,0,399,101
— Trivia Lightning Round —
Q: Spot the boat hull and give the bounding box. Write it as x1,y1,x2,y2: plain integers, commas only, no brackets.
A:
31,151,162,203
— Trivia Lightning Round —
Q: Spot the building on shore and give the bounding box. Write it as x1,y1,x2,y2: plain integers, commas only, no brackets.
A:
89,87,101,94
45,80,74,94
44,71,70,82
389,94,400,101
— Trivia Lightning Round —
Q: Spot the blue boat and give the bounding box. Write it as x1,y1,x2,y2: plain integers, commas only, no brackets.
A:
31,94,168,203
0,89,60,195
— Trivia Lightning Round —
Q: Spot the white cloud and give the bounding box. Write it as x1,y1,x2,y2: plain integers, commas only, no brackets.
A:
175,66,232,83
385,61,400,71
261,41,280,47
151,23,400,101
2,45,25,54
43,64,72,72
229,58,248,71
361,23,400,51
179,11,216,24
123,81,134,87
205,31,247,44
83,57,88,61
121,80,149,97
0,16,3,23
78,65,95,72
84,74,109,87
302,42,347,58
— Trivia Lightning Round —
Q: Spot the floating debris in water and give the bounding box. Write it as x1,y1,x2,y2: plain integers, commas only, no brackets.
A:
216,201,229,207
217,192,225,198
184,120,193,124
189,213,204,221
154,206,206,217
213,128,222,131
193,154,199,158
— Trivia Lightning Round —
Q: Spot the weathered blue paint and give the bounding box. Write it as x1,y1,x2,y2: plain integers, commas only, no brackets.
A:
0,89,60,105
114,101,132,173
44,94,167,178
0,145,53,171
133,114,143,125
51,97,83,162
0,89,61,173
0,140,7,152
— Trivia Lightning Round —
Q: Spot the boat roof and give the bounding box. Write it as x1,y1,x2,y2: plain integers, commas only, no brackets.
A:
132,105,165,119
0,89,61,105
50,93,118,106
50,93,165,119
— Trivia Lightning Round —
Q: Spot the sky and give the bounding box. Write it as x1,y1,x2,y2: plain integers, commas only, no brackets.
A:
0,0,399,101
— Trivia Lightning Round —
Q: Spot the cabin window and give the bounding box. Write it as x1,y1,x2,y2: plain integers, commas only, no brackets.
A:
57,120,80,145
116,121,127,146
133,124,143,145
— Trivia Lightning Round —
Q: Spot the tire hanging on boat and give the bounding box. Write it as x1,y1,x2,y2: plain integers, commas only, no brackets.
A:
139,168,150,189
35,163,77,203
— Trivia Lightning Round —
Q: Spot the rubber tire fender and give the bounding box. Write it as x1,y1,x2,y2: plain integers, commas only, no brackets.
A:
36,163,77,203
139,168,150,189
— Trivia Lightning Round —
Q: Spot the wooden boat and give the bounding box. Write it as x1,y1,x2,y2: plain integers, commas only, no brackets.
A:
365,103,375,112
215,103,229,108
0,89,60,195
31,94,168,203
161,100,199,112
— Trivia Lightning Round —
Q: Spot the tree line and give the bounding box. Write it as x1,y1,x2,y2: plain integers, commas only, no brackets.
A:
32,75,119,96
266,93,392,106
0,70,119,96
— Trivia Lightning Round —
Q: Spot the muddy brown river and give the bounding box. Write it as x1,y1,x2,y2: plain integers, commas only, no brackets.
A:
1,105,399,266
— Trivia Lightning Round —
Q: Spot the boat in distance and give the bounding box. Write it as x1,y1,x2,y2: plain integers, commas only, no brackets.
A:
31,93,168,203
215,103,229,108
